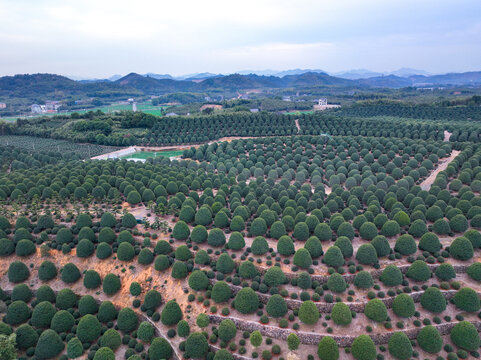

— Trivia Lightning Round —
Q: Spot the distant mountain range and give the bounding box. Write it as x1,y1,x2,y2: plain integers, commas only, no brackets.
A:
1,70,481,108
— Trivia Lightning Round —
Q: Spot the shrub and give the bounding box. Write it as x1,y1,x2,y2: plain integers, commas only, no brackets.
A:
364,299,387,322
127,190,141,205
103,273,121,295
406,260,431,282
117,230,134,244
161,300,183,326
35,329,64,359
449,214,469,233
188,270,209,291
227,231,245,250
93,347,115,360
355,243,378,265
191,225,208,243
298,271,312,290
327,273,347,293
31,301,56,328
287,333,300,351
450,321,480,351
138,248,154,265
380,265,403,286
418,233,441,254
293,248,312,269
467,262,481,281
230,215,246,232
464,229,481,248
250,331,263,347
61,262,81,283
175,245,192,261
8,261,30,283
78,295,98,316
454,287,480,312
77,239,94,258
207,228,226,247
6,300,30,325
99,329,121,350
196,313,209,328
211,281,232,303
216,253,235,274
173,221,190,240
97,301,118,323
56,227,73,244
323,246,344,267
264,266,286,287
234,288,259,314
185,333,209,359
266,294,288,318
12,283,32,302
155,255,170,271
270,221,286,239
214,349,234,360
171,261,188,279
38,260,57,281
122,213,137,228
298,300,319,325
335,220,354,239
388,332,413,360
177,320,190,338
117,242,135,261
218,319,237,342
195,207,213,226
56,288,77,311
15,324,38,350
0,238,14,256
98,227,116,244
117,308,138,333
351,335,376,360
433,218,450,234
277,235,295,256
77,314,101,343
382,220,400,237
144,290,162,310
334,236,353,258
420,287,446,313
417,325,443,353
67,337,83,359
78,227,95,241
137,321,154,342
154,240,172,255
304,236,322,258
331,302,352,326
250,218,267,236
36,285,55,302
317,336,339,360
354,271,374,289
50,310,75,333
293,222,310,241
214,211,230,228
392,294,415,318
450,236,474,260
315,223,332,241
435,263,456,281
195,249,210,265
15,239,36,256
96,242,112,259
149,337,173,360
251,236,269,255
408,219,428,237
359,222,378,240
394,234,416,255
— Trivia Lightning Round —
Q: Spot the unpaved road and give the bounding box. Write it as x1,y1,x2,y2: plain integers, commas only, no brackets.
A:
420,149,460,190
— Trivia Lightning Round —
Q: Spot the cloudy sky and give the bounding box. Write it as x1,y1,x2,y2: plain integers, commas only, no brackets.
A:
0,0,480,78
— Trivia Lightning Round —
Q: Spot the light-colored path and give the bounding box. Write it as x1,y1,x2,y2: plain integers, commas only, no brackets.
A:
444,130,452,142
420,149,460,190
295,119,301,133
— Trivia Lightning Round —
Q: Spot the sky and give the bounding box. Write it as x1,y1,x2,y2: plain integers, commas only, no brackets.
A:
0,0,480,78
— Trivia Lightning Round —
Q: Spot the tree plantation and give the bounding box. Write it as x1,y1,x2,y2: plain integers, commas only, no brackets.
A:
1,103,481,360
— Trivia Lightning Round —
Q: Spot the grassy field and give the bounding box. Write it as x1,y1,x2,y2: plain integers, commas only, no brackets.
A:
0,102,168,122
120,150,184,159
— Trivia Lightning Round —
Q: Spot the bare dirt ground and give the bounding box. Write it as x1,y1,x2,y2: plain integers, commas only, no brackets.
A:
444,130,453,142
295,119,301,133
419,149,460,190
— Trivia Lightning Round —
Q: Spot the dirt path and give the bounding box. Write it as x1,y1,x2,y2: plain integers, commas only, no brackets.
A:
420,149,460,190
444,130,452,142
295,119,300,133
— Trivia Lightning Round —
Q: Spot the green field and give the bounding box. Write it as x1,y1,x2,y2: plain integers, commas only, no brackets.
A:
120,150,184,160
0,102,168,122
